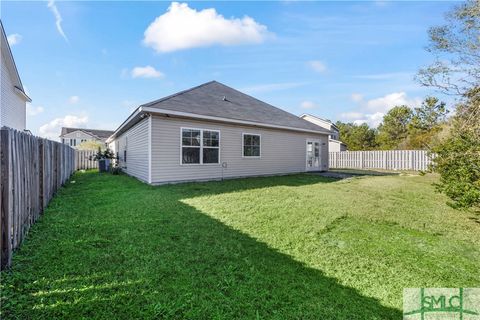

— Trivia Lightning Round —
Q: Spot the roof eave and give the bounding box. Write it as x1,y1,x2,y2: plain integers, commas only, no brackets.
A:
142,107,332,135
14,86,32,102
1,21,27,95
108,107,331,143
301,113,339,131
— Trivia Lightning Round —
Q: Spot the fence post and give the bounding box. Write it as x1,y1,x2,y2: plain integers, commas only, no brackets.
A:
0,129,12,269
39,140,44,214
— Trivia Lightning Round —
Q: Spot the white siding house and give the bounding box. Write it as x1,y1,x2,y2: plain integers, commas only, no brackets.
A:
60,127,114,148
0,21,31,131
114,118,150,182
108,81,332,184
300,114,347,152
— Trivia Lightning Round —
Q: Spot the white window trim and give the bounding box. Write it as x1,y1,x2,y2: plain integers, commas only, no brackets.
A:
180,127,221,165
305,138,321,171
242,133,261,158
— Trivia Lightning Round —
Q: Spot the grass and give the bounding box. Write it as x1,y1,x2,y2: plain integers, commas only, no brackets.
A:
1,171,479,319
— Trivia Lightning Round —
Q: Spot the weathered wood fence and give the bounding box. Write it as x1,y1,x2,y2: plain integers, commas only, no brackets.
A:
75,150,98,170
0,127,75,269
329,150,434,171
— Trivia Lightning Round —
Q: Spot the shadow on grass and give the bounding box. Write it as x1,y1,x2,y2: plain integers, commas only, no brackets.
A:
1,172,401,319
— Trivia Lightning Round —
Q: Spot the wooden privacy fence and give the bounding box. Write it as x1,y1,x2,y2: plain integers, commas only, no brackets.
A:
75,150,98,170
329,150,434,171
0,127,75,269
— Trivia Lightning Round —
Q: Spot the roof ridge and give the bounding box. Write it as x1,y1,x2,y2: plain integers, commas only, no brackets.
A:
140,81,217,109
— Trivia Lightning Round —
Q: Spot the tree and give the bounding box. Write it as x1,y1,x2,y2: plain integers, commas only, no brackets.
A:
335,122,378,151
411,97,448,131
376,106,413,149
417,0,480,209
77,140,104,151
407,97,449,148
431,87,480,209
416,0,480,96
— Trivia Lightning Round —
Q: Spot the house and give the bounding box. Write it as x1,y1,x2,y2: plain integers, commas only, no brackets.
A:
107,81,332,184
60,127,114,148
0,21,31,131
300,114,347,152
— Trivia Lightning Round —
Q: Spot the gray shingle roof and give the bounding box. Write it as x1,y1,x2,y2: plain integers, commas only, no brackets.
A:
140,81,331,134
60,127,114,140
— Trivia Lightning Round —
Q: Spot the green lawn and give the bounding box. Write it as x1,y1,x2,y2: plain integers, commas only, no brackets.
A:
1,171,479,319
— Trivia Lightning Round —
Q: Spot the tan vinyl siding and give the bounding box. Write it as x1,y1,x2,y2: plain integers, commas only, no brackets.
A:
116,118,150,182
1,54,26,130
151,115,328,184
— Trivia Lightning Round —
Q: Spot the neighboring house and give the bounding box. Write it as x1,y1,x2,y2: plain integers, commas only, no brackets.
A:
0,21,31,131
60,127,114,148
300,114,347,152
107,81,332,184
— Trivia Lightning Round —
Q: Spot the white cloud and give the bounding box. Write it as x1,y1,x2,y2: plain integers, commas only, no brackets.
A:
340,111,384,127
143,2,270,53
353,113,385,127
308,60,327,73
300,101,317,109
365,91,421,113
340,112,364,120
350,93,363,103
339,92,422,127
7,34,22,46
26,104,44,116
39,115,88,140
131,66,164,79
68,96,80,104
47,1,68,42
242,82,307,94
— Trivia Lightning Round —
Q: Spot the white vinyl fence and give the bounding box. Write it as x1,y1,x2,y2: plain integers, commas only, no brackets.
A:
329,150,434,171
75,150,98,170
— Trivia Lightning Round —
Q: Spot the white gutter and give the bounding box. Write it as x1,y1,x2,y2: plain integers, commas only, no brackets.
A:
141,106,333,135
14,86,32,102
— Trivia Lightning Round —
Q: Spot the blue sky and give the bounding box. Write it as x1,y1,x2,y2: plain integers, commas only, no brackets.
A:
2,1,455,139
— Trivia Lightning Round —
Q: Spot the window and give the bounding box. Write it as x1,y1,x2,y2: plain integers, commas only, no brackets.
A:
181,128,220,164
202,130,219,163
243,134,261,157
124,150,127,163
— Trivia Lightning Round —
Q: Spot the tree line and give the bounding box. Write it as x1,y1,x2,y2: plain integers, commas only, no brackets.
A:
336,96,449,151
337,0,479,210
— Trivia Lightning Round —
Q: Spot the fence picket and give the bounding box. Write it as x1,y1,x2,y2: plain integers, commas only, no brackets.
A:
74,150,98,170
0,128,75,270
329,150,433,171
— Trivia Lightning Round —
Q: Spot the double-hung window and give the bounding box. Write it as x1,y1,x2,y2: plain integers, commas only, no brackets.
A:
243,134,261,157
181,128,220,164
